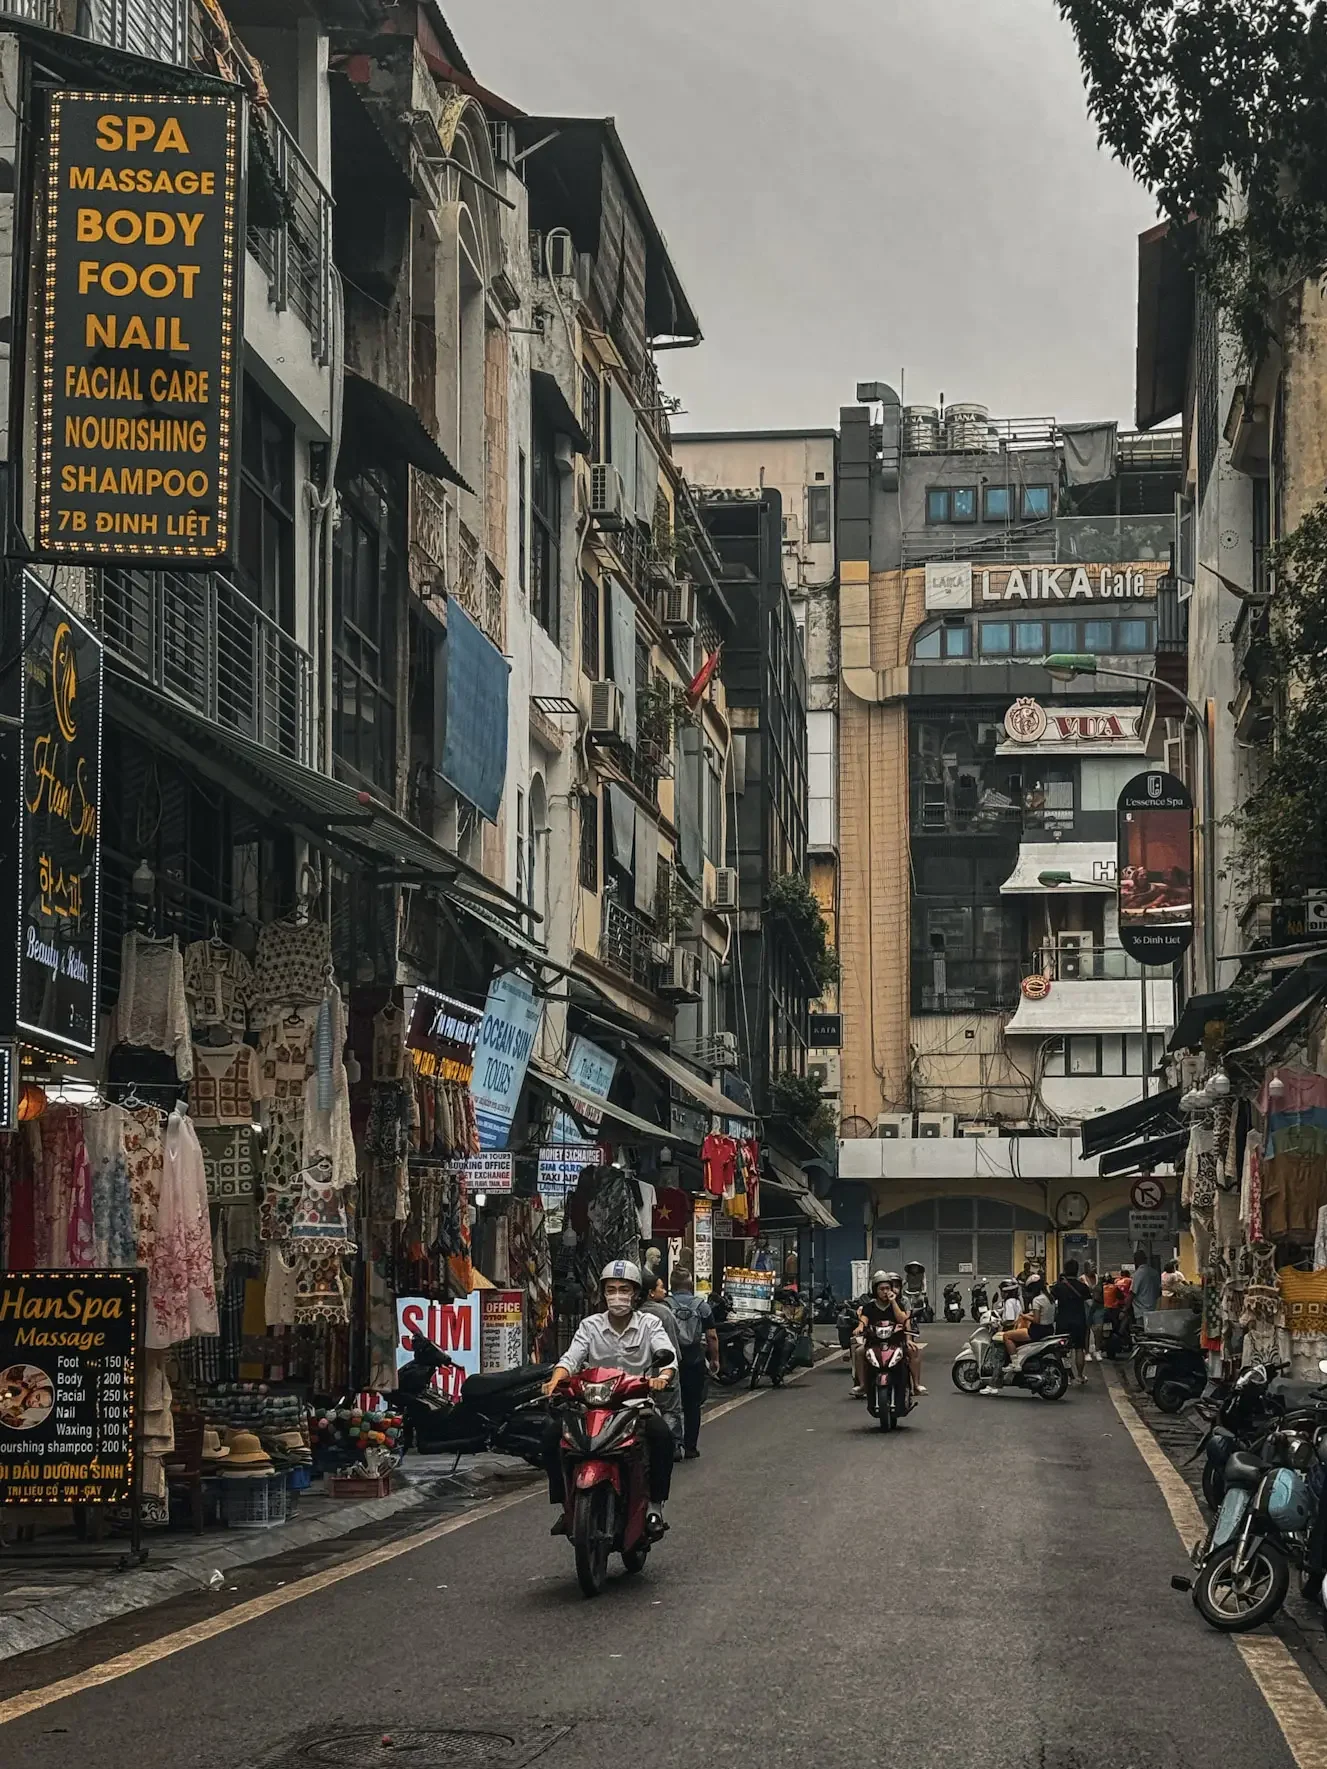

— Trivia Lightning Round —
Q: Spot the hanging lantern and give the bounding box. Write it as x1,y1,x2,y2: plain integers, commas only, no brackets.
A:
17,1081,47,1122
1269,1074,1287,1100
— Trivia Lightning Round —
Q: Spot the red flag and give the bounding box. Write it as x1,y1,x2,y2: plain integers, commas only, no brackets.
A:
686,644,722,708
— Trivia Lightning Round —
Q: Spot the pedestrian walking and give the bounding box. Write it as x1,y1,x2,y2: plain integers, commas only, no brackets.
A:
669,1264,719,1458
641,1271,685,1456
1131,1249,1162,1315
1051,1258,1091,1385
1085,1266,1105,1361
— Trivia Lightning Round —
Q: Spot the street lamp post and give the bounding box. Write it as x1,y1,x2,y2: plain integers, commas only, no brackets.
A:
1040,654,1217,994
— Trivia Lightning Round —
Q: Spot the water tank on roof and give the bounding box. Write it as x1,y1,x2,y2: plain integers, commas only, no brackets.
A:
903,405,941,454
944,402,994,452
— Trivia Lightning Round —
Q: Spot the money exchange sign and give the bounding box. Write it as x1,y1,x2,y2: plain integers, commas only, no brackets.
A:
36,90,245,564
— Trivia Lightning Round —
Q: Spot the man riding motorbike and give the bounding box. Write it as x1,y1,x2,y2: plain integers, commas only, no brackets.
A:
854,1271,926,1397
543,1259,678,1537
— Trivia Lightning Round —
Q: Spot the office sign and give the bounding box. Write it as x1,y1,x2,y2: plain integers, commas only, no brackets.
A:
13,581,102,1053
445,1151,515,1194
550,1033,617,1146
1117,771,1194,963
480,1291,523,1373
537,1142,599,1194
36,90,245,564
471,971,542,1150
0,1269,141,1507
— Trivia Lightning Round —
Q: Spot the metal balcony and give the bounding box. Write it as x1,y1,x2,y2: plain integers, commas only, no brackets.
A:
600,894,663,991
247,105,333,365
95,568,314,765
1029,945,1143,982
453,523,503,648
912,955,1022,1014
1232,599,1273,742
0,0,60,26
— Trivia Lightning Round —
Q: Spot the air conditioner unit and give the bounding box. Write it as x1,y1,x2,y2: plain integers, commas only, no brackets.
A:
916,1112,956,1139
590,464,627,529
707,1030,739,1069
782,513,801,544
707,867,739,912
809,1055,841,1094
961,1124,1000,1138
661,947,702,1001
1056,929,1095,980
665,582,697,633
875,1112,913,1139
544,226,575,278
588,680,626,742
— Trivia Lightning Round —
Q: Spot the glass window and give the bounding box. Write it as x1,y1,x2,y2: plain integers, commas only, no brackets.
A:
1048,620,1078,652
1084,620,1114,652
578,791,598,889
943,625,972,658
531,414,560,636
807,484,832,543
1021,485,1052,520
1100,1035,1124,1076
1013,621,1045,654
1069,1035,1099,1075
1116,619,1150,652
238,379,295,632
1042,1038,1065,1077
951,486,977,522
926,905,972,952
333,474,400,792
580,574,600,678
983,484,1012,522
925,488,949,524
913,626,942,659
980,622,1012,656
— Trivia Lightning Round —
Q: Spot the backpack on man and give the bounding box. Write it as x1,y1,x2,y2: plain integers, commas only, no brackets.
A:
670,1293,708,1364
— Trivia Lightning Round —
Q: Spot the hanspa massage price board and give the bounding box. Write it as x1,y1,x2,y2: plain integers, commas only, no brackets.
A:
0,1269,142,1506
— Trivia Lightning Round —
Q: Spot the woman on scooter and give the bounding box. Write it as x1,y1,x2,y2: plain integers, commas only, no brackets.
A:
855,1272,926,1396
1001,1275,1055,1360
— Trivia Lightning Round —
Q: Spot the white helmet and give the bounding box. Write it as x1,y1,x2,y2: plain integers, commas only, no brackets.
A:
600,1259,642,1289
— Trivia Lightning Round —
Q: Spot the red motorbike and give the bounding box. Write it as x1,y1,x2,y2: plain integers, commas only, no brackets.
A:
864,1320,914,1433
554,1364,662,1597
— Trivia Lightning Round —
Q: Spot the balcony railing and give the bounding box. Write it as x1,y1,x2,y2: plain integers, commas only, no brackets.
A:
95,568,314,765
0,0,60,26
409,467,449,594
600,894,663,991
912,956,1021,1014
1029,945,1143,982
453,523,503,647
1054,514,1175,564
248,105,333,364
902,522,1056,567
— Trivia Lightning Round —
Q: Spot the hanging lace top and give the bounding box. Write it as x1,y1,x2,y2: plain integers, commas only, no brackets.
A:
373,1003,407,1082
254,1012,318,1111
190,1042,260,1126
115,934,193,1080
253,916,332,1011
183,939,255,1037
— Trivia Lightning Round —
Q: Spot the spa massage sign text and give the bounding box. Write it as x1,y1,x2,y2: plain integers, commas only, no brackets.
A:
35,90,245,564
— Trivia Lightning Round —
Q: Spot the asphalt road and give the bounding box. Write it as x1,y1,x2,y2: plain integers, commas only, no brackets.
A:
0,1328,1308,1769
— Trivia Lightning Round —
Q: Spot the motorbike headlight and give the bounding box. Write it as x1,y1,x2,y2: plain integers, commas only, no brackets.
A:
579,1380,617,1405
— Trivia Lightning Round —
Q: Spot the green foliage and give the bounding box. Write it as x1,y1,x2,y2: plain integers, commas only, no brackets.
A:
1056,0,1327,361
766,869,839,993
769,1071,838,1146
1231,501,1327,890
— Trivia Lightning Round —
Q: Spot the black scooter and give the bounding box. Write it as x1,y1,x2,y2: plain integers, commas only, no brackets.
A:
391,1332,552,1466
1134,1339,1206,1413
711,1295,756,1386
943,1283,964,1323
812,1283,839,1324
970,1278,990,1322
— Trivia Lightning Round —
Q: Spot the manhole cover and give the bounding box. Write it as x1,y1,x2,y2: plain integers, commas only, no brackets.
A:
270,1726,571,1769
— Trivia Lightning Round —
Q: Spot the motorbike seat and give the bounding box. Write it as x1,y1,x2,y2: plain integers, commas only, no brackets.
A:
462,1363,554,1400
1224,1449,1270,1489
1270,1380,1324,1411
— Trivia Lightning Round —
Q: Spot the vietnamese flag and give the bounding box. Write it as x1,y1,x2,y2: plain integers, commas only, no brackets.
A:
686,644,723,709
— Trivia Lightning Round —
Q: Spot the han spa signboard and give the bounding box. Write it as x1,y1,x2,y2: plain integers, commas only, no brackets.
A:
35,91,245,565
0,1270,141,1507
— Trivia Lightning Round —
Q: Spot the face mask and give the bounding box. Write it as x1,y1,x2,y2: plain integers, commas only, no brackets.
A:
604,1285,634,1318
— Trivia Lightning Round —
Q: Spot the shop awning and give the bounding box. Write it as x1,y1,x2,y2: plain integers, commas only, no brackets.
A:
624,1040,755,1121
445,893,560,973
342,372,472,493
1000,843,1117,894
1226,958,1327,1052
1228,992,1324,1055
1005,979,1174,1037
526,1056,675,1145
532,369,591,455
1080,1086,1183,1158
762,1147,840,1228
1168,990,1229,1052
1098,1128,1188,1177
107,664,530,922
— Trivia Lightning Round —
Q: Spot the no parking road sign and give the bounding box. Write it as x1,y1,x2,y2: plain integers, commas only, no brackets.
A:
1130,1175,1165,1211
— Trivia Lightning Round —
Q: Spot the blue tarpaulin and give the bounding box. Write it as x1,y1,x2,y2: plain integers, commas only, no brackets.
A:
440,600,508,822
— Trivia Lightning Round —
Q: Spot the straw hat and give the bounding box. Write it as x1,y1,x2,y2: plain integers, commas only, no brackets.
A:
222,1429,273,1468
200,1428,229,1462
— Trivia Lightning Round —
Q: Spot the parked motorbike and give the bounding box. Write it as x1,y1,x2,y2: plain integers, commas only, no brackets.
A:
1174,1412,1327,1631
391,1332,552,1462
812,1283,840,1325
1133,1340,1208,1413
862,1319,914,1432
969,1278,990,1322
551,1363,667,1597
943,1283,965,1323
1187,1361,1323,1510
902,1261,933,1325
951,1318,1070,1400
712,1302,756,1386
748,1288,807,1389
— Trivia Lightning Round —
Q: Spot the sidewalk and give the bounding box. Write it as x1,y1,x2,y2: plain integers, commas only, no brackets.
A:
0,1451,537,1665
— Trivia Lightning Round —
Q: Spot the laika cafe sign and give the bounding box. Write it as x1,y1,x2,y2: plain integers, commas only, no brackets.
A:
0,1270,142,1507
4,577,103,1054
34,91,245,565
925,560,1166,611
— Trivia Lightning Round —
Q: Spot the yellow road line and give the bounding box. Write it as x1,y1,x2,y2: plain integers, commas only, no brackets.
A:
0,1351,841,1727
1106,1370,1327,1769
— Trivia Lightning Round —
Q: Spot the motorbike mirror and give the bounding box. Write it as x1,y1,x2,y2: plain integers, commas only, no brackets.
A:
651,1352,673,1372
1318,1359,1327,1375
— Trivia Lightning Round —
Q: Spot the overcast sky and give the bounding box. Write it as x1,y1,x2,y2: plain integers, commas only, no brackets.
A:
444,0,1158,433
